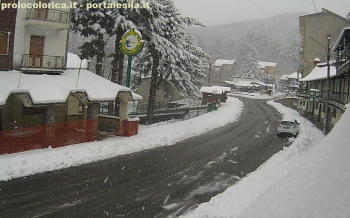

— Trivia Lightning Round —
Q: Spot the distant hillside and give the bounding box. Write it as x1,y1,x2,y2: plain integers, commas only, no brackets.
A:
189,13,305,78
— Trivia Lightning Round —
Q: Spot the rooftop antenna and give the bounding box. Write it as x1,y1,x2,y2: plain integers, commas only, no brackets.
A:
311,0,318,12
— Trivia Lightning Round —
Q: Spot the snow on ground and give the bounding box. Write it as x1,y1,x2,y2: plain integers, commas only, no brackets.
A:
0,97,243,181
181,100,325,218
237,103,350,218
231,92,274,100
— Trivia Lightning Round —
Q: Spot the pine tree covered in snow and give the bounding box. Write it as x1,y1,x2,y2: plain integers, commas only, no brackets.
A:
240,45,262,79
70,0,209,122
109,0,136,85
131,0,209,124
188,13,302,77
71,0,115,76
280,35,301,64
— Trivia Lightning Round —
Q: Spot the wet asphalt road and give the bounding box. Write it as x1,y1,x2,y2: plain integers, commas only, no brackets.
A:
0,97,291,218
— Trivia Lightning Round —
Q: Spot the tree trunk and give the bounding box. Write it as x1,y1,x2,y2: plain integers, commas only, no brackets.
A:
95,34,104,77
117,50,125,85
147,53,160,125
110,28,125,116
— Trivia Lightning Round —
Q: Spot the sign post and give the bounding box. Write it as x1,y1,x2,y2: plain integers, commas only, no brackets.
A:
309,89,320,102
120,28,144,88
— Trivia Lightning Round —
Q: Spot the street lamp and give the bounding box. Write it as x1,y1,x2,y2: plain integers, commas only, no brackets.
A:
324,35,331,134
308,35,331,134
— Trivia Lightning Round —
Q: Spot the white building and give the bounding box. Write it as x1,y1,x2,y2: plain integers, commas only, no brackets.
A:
1,0,70,72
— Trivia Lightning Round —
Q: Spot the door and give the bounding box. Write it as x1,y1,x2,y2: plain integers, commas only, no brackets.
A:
29,36,45,68
34,0,49,20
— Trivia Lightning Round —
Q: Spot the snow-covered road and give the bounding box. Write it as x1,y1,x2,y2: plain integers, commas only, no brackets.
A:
181,99,326,218
0,96,291,218
0,97,243,181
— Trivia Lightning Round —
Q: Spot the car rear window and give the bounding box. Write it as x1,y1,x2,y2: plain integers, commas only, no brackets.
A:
281,121,294,126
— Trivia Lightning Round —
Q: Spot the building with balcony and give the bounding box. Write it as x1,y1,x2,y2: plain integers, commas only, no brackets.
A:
297,26,350,132
0,0,70,73
299,9,347,78
0,4,143,154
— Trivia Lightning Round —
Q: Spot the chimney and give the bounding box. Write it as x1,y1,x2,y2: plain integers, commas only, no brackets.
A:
314,58,321,66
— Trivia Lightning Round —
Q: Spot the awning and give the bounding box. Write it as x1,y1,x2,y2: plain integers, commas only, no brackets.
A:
0,70,142,106
299,65,337,82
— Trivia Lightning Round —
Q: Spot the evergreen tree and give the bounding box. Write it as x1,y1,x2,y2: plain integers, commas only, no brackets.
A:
71,0,115,76
133,0,208,124
240,46,263,79
280,35,301,63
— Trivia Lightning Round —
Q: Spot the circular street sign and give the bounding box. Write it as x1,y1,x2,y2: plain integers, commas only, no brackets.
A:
120,28,144,56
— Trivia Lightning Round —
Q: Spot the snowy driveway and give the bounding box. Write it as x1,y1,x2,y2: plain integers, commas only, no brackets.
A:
0,98,291,218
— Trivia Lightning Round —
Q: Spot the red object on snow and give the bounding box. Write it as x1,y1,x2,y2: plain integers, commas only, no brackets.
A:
0,119,98,155
117,119,139,137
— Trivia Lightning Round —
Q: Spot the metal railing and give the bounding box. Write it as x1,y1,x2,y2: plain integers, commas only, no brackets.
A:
329,92,349,106
22,54,65,70
26,8,69,24
297,87,348,107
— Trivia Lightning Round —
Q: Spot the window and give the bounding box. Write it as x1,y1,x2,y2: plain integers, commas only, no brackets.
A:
23,106,44,115
0,31,10,55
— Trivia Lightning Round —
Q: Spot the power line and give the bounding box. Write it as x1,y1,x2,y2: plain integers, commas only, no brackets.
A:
311,0,318,12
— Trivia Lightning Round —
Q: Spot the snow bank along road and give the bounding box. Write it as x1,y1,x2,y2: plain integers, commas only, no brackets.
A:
0,98,291,218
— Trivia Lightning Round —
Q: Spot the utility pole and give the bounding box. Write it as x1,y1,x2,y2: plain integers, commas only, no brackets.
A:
323,35,331,134
208,62,212,86
266,69,268,90
308,35,331,134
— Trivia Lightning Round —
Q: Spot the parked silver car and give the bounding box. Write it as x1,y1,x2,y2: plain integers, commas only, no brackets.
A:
277,119,300,137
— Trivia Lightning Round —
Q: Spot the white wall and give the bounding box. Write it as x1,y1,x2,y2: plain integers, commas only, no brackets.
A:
13,0,70,69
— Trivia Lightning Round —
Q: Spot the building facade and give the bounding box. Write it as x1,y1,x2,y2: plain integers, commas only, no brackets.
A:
0,4,142,154
0,0,70,72
299,8,347,77
297,27,350,132
0,0,17,70
211,59,237,85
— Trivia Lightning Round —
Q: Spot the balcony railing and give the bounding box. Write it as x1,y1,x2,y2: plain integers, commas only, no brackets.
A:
22,54,65,70
26,8,69,24
329,92,350,106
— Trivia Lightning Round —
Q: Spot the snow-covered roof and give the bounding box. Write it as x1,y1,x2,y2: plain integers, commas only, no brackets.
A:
200,86,231,94
333,26,350,52
279,74,289,80
224,81,236,85
67,53,89,69
299,65,337,82
230,77,263,84
258,61,277,68
213,59,236,67
286,72,303,79
253,81,265,86
235,81,256,87
0,70,142,106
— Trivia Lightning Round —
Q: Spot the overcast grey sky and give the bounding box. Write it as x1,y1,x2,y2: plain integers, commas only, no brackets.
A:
173,0,350,26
